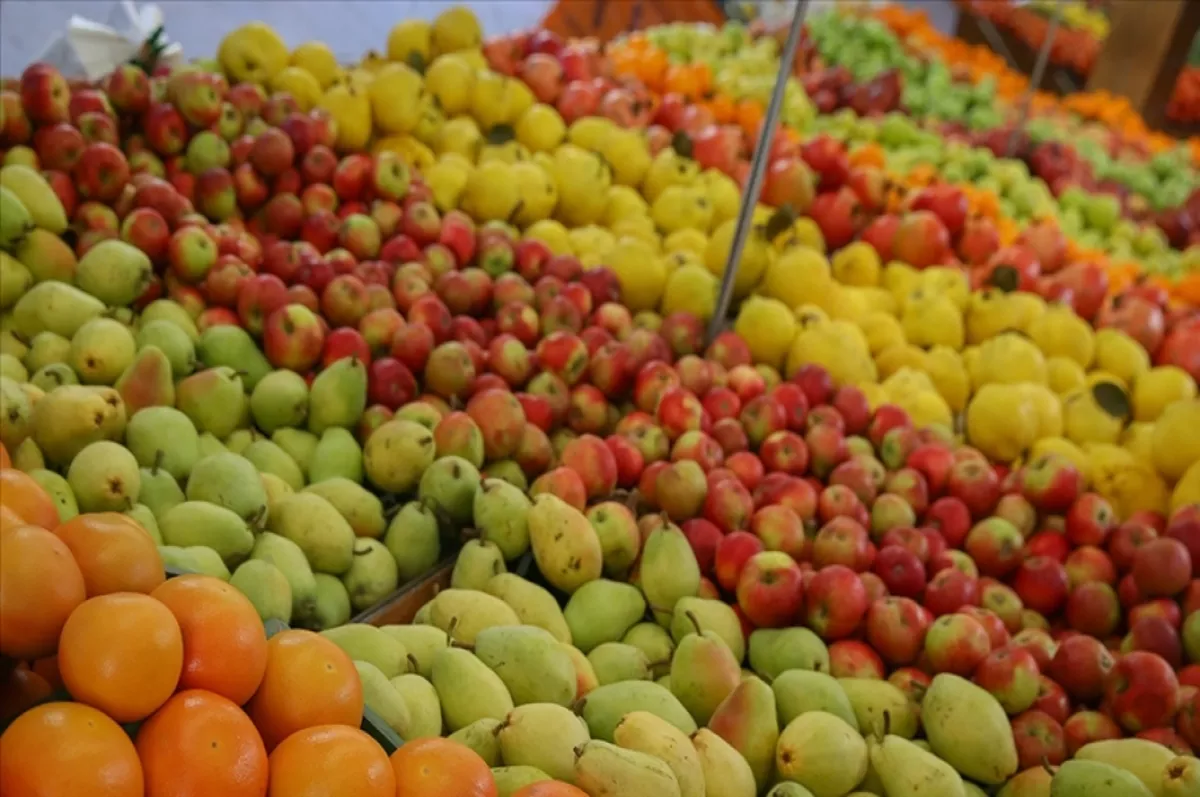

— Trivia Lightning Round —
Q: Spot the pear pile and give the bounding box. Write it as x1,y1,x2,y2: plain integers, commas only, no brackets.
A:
322,492,1194,796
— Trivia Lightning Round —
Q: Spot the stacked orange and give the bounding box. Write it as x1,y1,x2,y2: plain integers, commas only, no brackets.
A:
0,456,527,797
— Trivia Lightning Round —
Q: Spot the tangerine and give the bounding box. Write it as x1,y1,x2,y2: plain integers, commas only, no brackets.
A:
0,701,144,797
391,737,498,797
0,504,24,532
268,724,395,797
0,468,62,529
0,523,86,659
58,592,184,723
137,689,269,797
55,512,165,596
151,575,268,705
246,629,363,751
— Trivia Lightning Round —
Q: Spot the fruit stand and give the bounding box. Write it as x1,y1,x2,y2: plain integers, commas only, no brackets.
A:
2,2,1200,795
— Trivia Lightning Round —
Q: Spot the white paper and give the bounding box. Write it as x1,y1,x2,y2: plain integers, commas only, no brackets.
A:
37,1,183,81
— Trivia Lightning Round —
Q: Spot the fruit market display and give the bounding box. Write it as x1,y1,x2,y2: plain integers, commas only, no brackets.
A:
2,1,1200,795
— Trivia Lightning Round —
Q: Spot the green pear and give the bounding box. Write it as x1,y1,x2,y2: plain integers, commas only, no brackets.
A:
473,478,532,561
0,329,28,360
114,346,174,417
448,719,502,765
322,624,409,678
249,369,309,433
528,494,602,594
574,740,682,797
242,439,305,491
341,537,398,613
748,628,830,681
0,376,31,451
431,646,515,732
390,673,442,739
0,251,32,309
303,478,385,539
923,674,1019,785
451,539,506,590
158,544,198,574
176,367,247,439
29,468,77,522
159,501,254,565
224,428,264,455
251,531,318,623
996,766,1052,797
491,767,551,796
474,624,578,706
136,299,199,341
394,401,441,430
563,579,647,653
306,356,367,434
775,711,868,797
272,427,319,474
0,353,26,382
418,455,481,528
364,419,436,494
11,281,105,339
384,501,441,582
308,427,363,484
766,786,815,797
185,546,231,580
138,463,185,520
589,642,651,685
379,625,448,678
497,702,591,783
125,406,200,480
839,678,918,739
1051,760,1152,797
75,239,153,307
269,492,356,574
669,597,745,662
67,440,141,512
669,616,741,725
69,317,136,385
196,324,271,390
29,362,78,392
23,331,71,373
11,437,43,472
484,573,572,644
428,588,520,645
707,676,778,791
196,432,226,459
772,670,858,730
230,560,292,623
691,728,757,797
640,525,700,625
1162,755,1199,797
12,226,76,282
622,623,674,678
136,319,196,377
613,711,705,797
1074,738,1175,794
578,681,697,742
355,660,411,739
308,573,352,631
186,452,269,524
32,384,125,465
482,460,527,492
125,503,160,543
584,501,641,579
869,732,965,797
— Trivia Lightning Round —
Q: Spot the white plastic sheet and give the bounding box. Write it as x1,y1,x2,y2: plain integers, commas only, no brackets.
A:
36,0,183,81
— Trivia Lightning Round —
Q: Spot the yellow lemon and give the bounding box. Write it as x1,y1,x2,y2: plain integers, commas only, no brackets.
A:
701,169,741,229
386,20,432,69
551,144,611,227
704,220,770,299
1172,460,1200,514
859,312,905,355
515,104,566,152
663,229,709,259
601,129,652,188
604,185,649,227
966,383,1040,464
1151,399,1200,482
651,185,713,235
969,333,1047,389
831,241,882,287
661,264,718,320
568,225,617,268
642,147,700,203
610,217,659,251
369,63,424,134
219,22,288,85
759,246,831,310
1132,366,1197,423
1063,383,1130,446
431,6,483,55
424,54,475,115
1046,356,1087,395
609,236,667,312
424,154,473,212
461,160,521,222
1027,304,1095,368
1092,328,1151,386
510,161,558,228
883,261,921,308
316,83,371,152
290,42,339,88
774,217,825,253
567,117,616,153
735,296,797,371
876,344,929,381
920,266,971,312
901,291,964,350
925,345,971,413
269,66,322,111
434,116,482,160
786,324,877,388
1121,422,1156,464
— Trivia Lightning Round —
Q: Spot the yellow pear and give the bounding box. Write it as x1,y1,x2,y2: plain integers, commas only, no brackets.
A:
424,54,475,116
290,41,339,88
218,23,288,85
270,66,322,112
370,63,425,135
431,6,483,55
386,20,432,69
317,84,372,152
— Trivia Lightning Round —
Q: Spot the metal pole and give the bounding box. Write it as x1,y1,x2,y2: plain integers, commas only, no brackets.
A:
1006,11,1061,157
706,0,811,343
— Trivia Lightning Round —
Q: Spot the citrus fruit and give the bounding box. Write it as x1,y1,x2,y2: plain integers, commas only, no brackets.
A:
247,629,363,751
54,512,165,596
137,689,269,797
151,574,268,705
391,737,498,797
0,523,86,659
0,468,61,529
58,592,184,723
268,724,395,797
0,701,143,797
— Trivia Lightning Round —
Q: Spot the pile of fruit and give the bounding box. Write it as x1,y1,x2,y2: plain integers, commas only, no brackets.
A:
1,2,1200,795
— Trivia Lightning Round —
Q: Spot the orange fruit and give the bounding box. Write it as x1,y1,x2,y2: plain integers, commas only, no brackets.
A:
0,701,144,797
0,468,62,530
151,575,268,705
137,689,269,797
246,629,363,751
55,512,165,596
268,724,395,797
58,592,184,723
0,523,86,659
0,503,25,532
391,737,498,797
0,665,53,723
513,784,590,797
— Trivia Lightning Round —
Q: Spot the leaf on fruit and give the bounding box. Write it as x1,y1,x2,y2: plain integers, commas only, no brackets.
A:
1092,381,1131,420
988,265,1021,293
405,53,428,74
764,205,798,242
486,124,516,145
670,131,694,159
